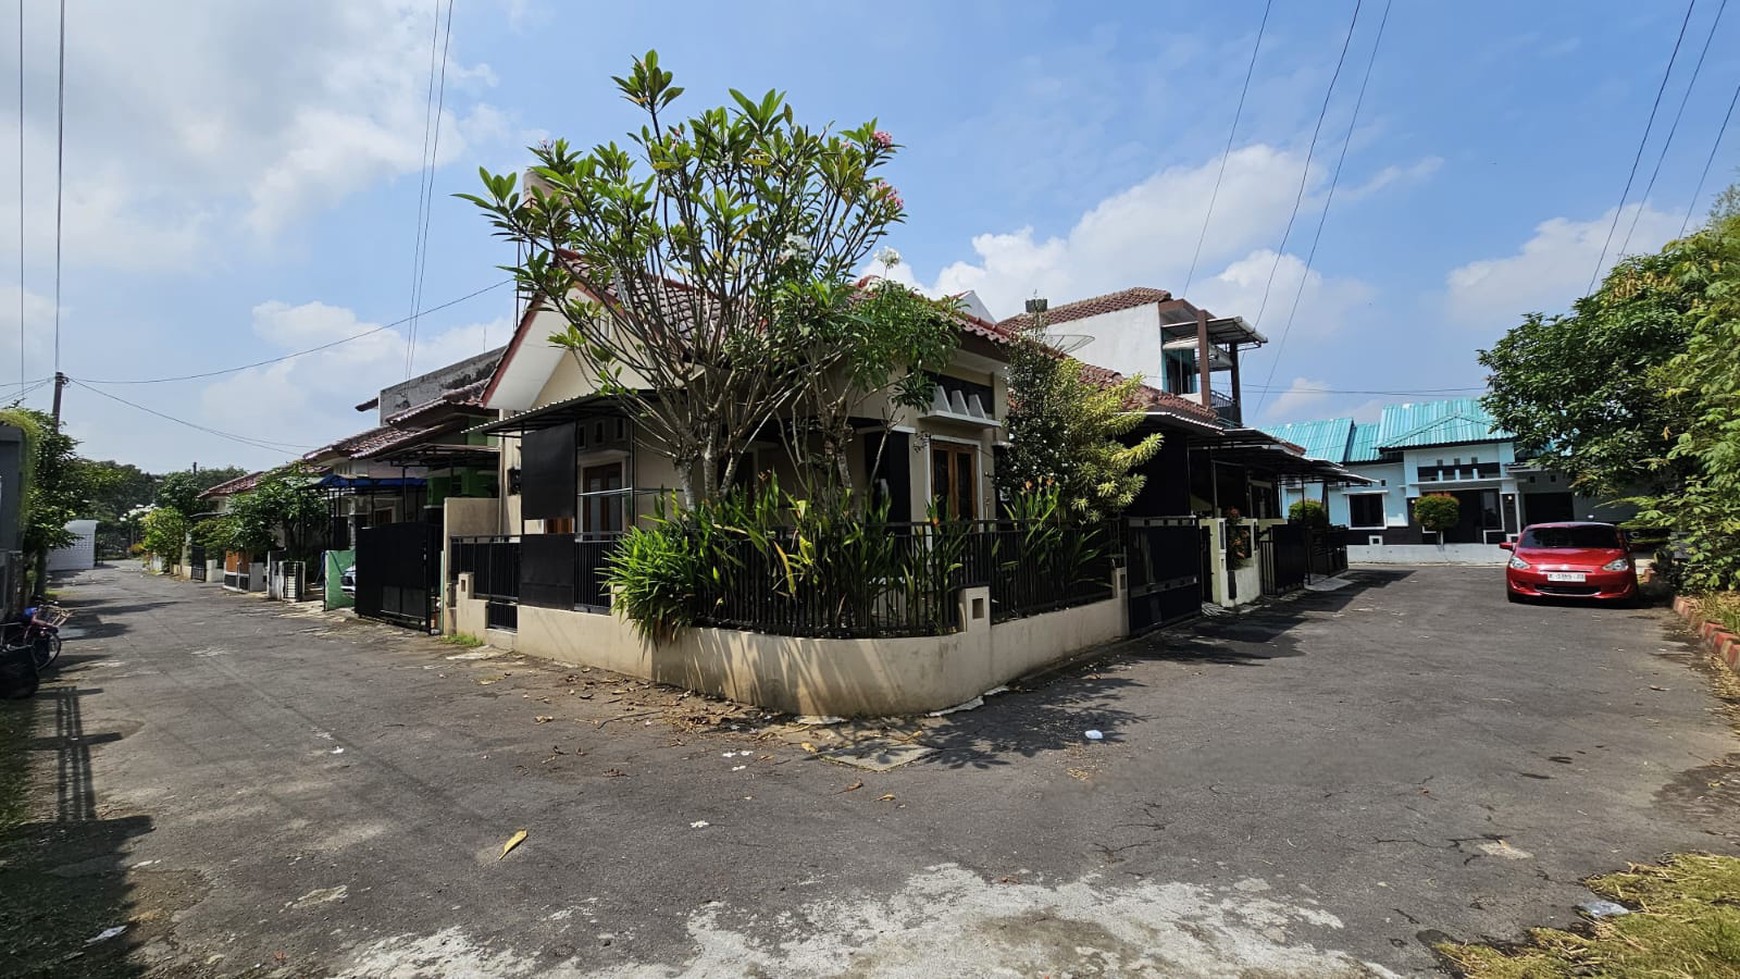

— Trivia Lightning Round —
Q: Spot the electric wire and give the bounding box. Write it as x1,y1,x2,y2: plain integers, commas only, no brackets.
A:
69,380,315,454
1589,0,1697,292
1250,0,1364,335
51,0,63,378
1681,76,1740,235
405,0,455,378
1182,0,1271,299
78,279,510,385
1254,0,1392,418
16,0,23,390
1621,0,1726,254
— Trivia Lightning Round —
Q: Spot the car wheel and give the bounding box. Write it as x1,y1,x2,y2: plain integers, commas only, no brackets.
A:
1507,590,1525,604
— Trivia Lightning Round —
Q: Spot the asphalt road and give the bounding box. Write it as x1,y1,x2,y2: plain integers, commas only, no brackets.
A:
7,564,1737,977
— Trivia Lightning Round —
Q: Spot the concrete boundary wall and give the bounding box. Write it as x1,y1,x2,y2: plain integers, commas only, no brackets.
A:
453,572,1127,717
1350,543,1508,566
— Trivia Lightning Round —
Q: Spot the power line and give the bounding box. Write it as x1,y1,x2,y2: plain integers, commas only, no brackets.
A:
1182,0,1271,299
78,279,510,385
1589,0,1697,292
1622,0,1726,254
1250,0,1364,334
16,0,23,391
1255,0,1392,419
51,0,63,385
70,380,316,455
406,0,455,379
1682,76,1740,234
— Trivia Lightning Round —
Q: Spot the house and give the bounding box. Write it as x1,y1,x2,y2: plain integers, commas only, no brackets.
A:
1265,398,1636,553
475,282,1015,541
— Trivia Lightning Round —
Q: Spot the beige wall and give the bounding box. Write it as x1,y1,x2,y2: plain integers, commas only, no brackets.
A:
453,571,1125,716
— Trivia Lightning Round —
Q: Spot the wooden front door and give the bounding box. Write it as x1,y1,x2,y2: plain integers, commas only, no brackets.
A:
930,445,976,520
582,462,625,533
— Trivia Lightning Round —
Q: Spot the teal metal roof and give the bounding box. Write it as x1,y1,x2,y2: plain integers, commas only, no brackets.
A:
1261,417,1354,463
1347,423,1382,463
1375,398,1510,450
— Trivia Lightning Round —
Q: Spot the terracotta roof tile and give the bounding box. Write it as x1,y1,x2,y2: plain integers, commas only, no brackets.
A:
995,287,1173,332
1078,362,1222,424
198,470,265,499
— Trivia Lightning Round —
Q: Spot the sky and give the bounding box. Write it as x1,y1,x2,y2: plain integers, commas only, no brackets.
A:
2,0,1736,473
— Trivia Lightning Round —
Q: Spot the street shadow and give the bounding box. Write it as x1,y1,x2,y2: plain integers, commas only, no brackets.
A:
1129,569,1413,665
0,684,152,977
918,670,1146,770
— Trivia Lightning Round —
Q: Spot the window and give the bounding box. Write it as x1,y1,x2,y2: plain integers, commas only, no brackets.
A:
1519,525,1621,549
581,463,624,534
930,444,977,520
1347,493,1386,530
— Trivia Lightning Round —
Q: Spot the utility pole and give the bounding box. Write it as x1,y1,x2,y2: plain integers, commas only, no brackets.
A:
50,372,67,431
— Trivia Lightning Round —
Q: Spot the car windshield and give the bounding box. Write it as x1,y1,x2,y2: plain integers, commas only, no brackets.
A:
1520,526,1620,549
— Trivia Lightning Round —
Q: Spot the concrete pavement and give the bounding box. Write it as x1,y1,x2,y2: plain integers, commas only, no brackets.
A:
2,564,1735,977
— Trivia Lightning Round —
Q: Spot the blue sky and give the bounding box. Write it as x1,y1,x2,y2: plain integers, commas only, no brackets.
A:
2,0,1735,471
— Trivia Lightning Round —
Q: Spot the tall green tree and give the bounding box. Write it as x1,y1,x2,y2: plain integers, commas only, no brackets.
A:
74,459,157,555
1635,206,1740,589
226,467,324,560
463,51,913,502
1478,244,1699,494
154,466,247,518
996,335,1162,522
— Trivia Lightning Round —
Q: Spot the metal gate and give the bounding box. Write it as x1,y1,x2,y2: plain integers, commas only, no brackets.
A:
1126,516,1205,634
355,522,441,631
1259,523,1310,597
188,544,206,581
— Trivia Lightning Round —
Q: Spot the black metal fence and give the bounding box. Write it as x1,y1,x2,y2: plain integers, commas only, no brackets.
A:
448,519,1118,639
1125,516,1206,634
1310,528,1349,578
188,544,207,582
1259,523,1311,597
355,521,440,632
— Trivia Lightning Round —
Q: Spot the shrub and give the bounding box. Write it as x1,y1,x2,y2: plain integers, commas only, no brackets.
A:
1414,493,1460,535
1288,499,1330,530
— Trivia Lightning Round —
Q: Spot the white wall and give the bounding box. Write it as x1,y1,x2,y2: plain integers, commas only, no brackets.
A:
1349,543,1508,566
46,519,98,572
1052,305,1162,381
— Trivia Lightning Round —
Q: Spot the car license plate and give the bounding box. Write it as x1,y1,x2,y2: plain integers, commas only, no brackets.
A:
1546,572,1587,583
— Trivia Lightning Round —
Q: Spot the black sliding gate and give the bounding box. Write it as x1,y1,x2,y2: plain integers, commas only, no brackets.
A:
1258,522,1310,597
355,521,441,632
1126,516,1207,634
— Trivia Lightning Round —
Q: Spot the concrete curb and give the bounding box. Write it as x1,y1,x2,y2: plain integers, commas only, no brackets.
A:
1673,594,1740,672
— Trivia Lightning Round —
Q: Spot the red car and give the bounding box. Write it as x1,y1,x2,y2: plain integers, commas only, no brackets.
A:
1502,521,1638,604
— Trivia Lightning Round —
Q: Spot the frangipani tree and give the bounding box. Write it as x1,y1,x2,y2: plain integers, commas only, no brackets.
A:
463,51,951,504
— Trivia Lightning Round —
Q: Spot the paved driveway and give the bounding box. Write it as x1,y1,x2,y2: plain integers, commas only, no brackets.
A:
5,564,1736,977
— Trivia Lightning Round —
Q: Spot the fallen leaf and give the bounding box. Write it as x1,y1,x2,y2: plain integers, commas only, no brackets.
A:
602,768,628,778
534,716,554,723
499,829,528,860
800,741,817,753
1649,685,1666,691
877,793,896,802
841,780,864,793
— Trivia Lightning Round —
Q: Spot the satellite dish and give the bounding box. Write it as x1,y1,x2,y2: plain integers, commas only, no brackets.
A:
1043,333,1093,354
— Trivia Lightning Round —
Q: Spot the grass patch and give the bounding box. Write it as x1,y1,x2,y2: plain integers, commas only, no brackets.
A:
440,632,486,649
1439,853,1740,978
1699,592,1740,635
0,700,34,836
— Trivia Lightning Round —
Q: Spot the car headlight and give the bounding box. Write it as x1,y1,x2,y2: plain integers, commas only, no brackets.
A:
1509,555,1531,570
1602,557,1630,571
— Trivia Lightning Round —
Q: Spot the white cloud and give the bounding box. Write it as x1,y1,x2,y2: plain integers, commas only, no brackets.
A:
1348,398,1385,424
200,299,507,454
0,0,512,271
1191,250,1375,341
1259,378,1333,423
913,144,1404,326
1443,202,1682,330
0,285,60,386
